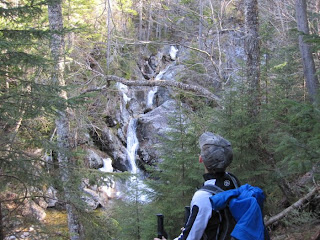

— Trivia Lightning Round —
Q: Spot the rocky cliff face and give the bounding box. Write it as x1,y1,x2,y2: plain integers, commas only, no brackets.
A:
86,37,246,177
88,45,182,175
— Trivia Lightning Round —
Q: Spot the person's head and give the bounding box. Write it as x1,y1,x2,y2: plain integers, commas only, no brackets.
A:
199,132,233,173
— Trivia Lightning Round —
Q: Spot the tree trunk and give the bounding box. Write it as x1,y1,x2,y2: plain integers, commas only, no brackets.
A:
47,1,83,239
244,0,261,118
106,0,112,72
295,0,319,103
146,0,153,41
198,0,203,50
0,201,3,240
138,0,143,40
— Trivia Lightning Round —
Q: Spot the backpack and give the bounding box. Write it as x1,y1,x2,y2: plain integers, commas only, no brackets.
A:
203,183,270,240
199,173,239,240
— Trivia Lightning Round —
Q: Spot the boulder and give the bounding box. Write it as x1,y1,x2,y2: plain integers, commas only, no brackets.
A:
46,186,58,208
22,200,46,221
137,100,178,165
87,149,104,169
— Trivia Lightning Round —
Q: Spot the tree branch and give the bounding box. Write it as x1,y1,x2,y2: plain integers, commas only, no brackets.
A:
75,58,221,105
265,186,319,226
104,75,221,104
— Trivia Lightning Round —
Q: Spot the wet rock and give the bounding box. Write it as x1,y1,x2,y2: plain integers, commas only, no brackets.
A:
104,115,117,127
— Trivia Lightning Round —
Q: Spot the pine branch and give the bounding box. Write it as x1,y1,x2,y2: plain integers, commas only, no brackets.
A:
265,186,319,226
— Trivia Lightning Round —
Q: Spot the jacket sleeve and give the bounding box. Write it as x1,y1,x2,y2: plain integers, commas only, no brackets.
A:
176,190,213,240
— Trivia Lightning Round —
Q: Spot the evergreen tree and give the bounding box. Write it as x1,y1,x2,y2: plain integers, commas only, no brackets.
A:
0,0,68,238
146,103,204,238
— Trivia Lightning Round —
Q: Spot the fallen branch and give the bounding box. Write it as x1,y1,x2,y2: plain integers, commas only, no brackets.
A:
103,75,221,105
265,186,319,226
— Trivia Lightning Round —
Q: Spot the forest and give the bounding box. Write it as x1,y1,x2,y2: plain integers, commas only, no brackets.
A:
0,0,319,239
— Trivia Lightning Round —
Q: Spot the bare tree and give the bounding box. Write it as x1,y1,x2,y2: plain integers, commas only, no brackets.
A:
295,0,319,103
146,0,153,41
198,0,203,50
106,0,112,71
138,0,144,40
245,0,261,117
47,1,83,239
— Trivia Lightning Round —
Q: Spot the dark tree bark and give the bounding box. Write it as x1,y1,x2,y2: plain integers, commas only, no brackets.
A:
295,0,319,103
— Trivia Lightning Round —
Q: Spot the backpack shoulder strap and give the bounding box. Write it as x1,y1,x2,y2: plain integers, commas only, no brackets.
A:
226,172,240,188
200,184,224,195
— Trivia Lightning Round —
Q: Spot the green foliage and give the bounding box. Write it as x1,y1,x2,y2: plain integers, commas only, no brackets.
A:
111,175,156,240
145,106,204,238
116,0,137,15
270,100,320,176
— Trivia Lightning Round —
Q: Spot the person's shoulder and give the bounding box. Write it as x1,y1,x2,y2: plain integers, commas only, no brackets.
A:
192,188,213,203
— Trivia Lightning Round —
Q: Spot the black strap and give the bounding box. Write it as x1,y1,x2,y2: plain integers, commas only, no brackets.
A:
200,184,224,195
226,172,239,189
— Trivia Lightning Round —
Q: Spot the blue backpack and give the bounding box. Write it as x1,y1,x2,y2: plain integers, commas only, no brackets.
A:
204,183,269,240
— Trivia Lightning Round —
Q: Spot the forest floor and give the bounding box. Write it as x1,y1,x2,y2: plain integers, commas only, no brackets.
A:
270,221,320,240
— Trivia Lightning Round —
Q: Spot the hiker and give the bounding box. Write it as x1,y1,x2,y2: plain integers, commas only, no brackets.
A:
154,131,240,240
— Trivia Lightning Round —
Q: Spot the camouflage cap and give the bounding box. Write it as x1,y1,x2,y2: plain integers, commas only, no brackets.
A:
199,132,233,172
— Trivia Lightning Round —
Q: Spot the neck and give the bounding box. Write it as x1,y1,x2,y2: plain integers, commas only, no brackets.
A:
203,172,225,181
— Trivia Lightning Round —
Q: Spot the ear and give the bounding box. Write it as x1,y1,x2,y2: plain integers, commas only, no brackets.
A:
199,155,203,163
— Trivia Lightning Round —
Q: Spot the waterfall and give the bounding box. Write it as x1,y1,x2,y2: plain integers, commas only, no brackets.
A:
99,158,113,172
146,87,158,109
125,118,154,203
116,82,131,104
99,158,117,198
169,46,178,60
146,61,176,109
126,118,139,174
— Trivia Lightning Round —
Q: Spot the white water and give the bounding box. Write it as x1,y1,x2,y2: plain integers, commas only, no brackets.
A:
125,118,154,203
146,61,176,109
116,82,131,104
100,158,113,172
146,87,158,109
126,118,139,173
99,158,118,198
169,46,178,60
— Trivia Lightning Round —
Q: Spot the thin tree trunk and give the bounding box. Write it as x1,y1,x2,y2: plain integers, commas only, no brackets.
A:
245,0,261,118
106,0,112,72
146,0,153,41
47,1,83,239
199,0,203,50
138,0,143,40
0,201,3,240
295,0,319,103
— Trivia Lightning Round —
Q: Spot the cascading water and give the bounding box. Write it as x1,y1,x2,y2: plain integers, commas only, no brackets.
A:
125,118,153,203
146,87,158,109
116,82,131,105
146,52,178,109
99,158,117,199
126,118,139,173
169,45,178,60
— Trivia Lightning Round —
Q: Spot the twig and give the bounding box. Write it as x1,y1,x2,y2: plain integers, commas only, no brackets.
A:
265,186,319,226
